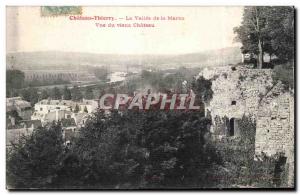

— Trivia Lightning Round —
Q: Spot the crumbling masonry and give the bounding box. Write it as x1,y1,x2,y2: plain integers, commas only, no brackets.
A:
198,66,294,187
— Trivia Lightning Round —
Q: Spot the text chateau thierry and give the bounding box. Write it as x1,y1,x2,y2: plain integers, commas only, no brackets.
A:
69,15,185,21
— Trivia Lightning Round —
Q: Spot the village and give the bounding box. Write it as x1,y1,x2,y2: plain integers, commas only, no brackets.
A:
6,97,98,147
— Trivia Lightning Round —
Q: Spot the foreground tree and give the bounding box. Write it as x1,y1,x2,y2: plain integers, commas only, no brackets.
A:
234,7,269,68
67,109,219,189
234,6,294,68
6,107,220,189
7,123,64,188
192,76,213,104
266,7,294,62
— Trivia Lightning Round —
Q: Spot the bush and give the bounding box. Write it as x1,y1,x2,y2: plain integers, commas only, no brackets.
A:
210,115,276,188
67,110,218,189
272,62,294,90
7,108,220,189
7,123,64,189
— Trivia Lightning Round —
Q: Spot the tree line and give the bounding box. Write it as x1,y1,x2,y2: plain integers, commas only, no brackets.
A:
234,6,294,68
7,109,220,189
6,70,71,96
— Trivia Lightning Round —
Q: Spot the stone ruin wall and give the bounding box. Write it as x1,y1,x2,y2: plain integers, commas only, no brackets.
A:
198,66,294,187
256,90,294,186
199,66,274,133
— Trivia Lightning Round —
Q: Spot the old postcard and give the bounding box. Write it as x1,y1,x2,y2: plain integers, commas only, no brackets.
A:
6,6,295,190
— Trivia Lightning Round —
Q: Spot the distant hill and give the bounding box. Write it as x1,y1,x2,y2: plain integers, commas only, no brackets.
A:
7,47,242,71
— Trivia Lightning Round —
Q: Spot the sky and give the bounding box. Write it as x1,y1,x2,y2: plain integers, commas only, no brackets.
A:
6,6,243,55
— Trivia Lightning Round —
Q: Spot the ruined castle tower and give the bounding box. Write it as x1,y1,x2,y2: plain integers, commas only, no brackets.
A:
198,65,294,187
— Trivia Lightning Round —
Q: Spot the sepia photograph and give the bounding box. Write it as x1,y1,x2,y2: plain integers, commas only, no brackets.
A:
5,6,295,190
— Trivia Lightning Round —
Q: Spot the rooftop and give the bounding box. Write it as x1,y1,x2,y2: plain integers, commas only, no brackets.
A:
6,97,31,112
36,99,98,106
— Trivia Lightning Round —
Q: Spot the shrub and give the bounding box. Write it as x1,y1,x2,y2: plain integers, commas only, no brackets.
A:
7,123,64,189
272,62,294,90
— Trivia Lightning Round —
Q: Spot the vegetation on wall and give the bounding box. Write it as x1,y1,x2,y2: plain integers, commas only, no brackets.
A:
211,115,278,188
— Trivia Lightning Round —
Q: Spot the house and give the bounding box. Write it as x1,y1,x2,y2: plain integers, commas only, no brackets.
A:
6,97,32,120
79,99,98,113
6,120,42,147
33,99,98,115
34,99,76,115
32,109,73,125
31,99,97,124
242,53,256,63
